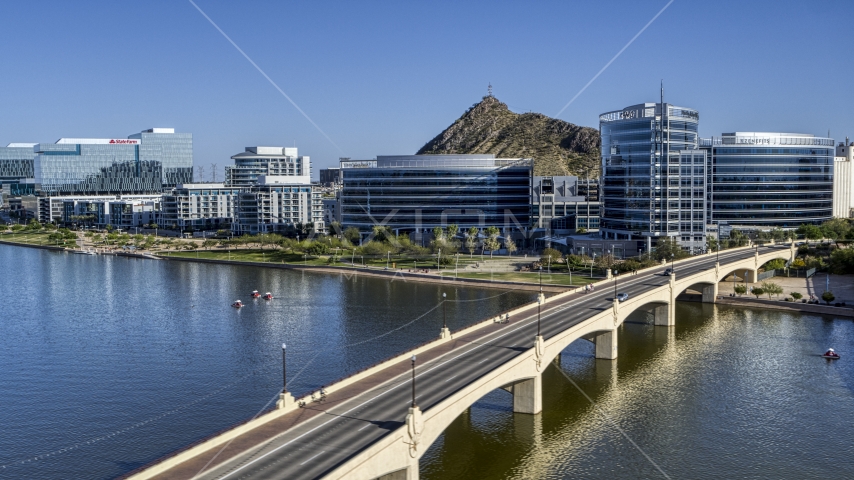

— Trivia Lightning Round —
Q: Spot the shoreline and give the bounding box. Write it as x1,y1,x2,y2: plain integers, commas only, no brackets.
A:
0,239,574,293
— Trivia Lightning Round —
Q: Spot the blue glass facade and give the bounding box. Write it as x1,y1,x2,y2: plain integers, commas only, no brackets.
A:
0,145,35,184
33,129,192,195
702,133,834,227
340,155,532,232
600,103,706,250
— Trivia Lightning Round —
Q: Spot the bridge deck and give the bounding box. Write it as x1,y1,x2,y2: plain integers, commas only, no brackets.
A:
128,244,791,480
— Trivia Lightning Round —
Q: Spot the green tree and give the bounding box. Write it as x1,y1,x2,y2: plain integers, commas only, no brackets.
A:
790,292,803,301
734,284,747,296
541,248,562,264
465,227,479,257
447,224,459,242
652,237,689,261
761,281,783,299
828,248,854,274
10,224,24,233
327,221,342,237
343,227,362,245
505,236,517,256
763,259,786,271
305,242,330,256
820,218,851,247
796,224,823,241
202,239,217,250
822,291,835,305
483,226,500,258
575,227,587,234
751,287,764,299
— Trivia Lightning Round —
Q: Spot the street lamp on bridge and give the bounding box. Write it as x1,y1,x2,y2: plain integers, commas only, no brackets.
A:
410,355,417,408
282,343,288,393
442,292,447,330
537,266,543,336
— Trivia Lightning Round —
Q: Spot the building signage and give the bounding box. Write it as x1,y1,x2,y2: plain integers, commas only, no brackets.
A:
108,139,139,144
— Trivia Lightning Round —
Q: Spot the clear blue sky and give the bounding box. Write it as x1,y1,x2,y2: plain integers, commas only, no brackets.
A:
1,0,852,179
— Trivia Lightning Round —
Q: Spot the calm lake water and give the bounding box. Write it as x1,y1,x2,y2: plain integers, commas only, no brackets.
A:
1,244,852,479
0,245,534,479
421,302,854,479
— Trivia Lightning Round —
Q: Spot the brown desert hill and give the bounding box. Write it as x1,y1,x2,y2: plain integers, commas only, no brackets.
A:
417,95,600,177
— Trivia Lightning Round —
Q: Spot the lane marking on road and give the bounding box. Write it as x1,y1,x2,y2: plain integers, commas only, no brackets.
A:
477,358,489,364
206,247,774,479
357,424,371,431
299,451,325,466
444,375,458,383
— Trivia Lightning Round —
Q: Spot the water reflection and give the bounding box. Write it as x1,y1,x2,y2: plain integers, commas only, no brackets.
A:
422,303,854,479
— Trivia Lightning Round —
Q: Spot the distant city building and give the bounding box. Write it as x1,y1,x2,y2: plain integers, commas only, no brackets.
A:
226,147,309,187
322,197,340,227
600,102,707,252
0,143,36,199
35,194,161,228
161,183,242,231
33,128,192,196
701,132,834,228
834,138,853,218
319,167,340,187
233,175,322,235
531,176,600,234
339,155,532,241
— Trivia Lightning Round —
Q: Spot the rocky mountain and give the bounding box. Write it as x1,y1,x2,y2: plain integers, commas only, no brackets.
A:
417,95,600,177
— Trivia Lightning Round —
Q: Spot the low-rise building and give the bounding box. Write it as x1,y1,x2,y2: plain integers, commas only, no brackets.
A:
161,183,242,231
35,194,161,228
234,175,323,235
531,176,600,234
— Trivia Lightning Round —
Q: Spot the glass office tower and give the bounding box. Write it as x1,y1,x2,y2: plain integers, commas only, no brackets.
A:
339,155,532,233
600,103,706,251
0,143,36,196
33,128,192,195
702,132,834,228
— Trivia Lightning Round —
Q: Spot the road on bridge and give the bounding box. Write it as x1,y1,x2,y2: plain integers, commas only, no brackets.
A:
143,245,789,480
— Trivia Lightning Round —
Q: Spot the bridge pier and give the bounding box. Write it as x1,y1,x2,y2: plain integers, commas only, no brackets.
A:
653,304,673,326
511,374,542,414
440,327,451,339
701,283,718,303
594,329,618,359
744,269,759,283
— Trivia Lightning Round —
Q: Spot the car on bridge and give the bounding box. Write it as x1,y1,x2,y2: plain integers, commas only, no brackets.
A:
616,292,629,302
663,268,673,276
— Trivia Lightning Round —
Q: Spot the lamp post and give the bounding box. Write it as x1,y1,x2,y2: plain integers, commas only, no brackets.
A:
537,266,543,336
591,253,596,277
438,248,441,273
613,269,618,300
442,292,447,330
410,355,417,408
386,251,390,269
282,343,288,393
455,253,459,279
670,253,675,275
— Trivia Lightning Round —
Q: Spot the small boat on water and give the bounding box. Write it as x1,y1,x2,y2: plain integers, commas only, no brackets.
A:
822,348,840,360
250,290,261,298
232,300,244,308
263,292,273,300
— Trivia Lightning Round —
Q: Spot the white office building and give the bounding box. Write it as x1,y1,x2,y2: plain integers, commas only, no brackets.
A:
834,139,853,218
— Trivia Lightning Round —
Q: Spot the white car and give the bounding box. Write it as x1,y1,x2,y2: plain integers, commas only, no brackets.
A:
616,293,629,302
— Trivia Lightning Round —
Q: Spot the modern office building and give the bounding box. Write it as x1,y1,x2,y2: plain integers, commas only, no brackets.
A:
702,132,834,228
0,143,37,199
338,155,532,239
233,175,323,235
319,167,340,187
531,176,600,234
226,147,309,187
161,183,242,231
600,102,707,252
322,197,340,226
834,139,853,218
32,128,192,196
36,194,161,228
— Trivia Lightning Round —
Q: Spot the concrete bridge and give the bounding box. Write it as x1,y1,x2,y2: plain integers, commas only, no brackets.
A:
127,243,794,480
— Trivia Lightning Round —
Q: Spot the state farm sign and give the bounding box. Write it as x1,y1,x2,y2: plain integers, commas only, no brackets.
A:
109,139,139,144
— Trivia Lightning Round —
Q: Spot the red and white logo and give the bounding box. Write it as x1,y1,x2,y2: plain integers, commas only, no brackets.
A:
108,139,139,144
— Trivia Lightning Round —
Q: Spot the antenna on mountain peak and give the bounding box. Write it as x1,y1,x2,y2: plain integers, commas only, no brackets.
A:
487,83,493,97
